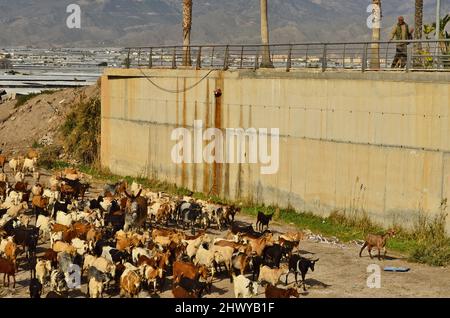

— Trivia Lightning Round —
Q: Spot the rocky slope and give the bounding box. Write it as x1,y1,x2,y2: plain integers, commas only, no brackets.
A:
0,84,99,157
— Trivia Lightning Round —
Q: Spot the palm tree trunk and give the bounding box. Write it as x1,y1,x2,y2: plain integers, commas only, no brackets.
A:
183,0,193,66
370,0,381,69
260,0,273,68
414,0,423,66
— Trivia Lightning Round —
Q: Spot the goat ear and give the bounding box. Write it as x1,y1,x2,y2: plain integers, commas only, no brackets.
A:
124,190,131,199
313,258,319,262
136,189,142,198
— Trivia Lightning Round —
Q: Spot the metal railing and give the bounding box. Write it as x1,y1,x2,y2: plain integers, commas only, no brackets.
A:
123,40,450,72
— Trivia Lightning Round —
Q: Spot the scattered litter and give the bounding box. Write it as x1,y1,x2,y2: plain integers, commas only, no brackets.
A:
384,267,410,272
39,133,54,146
350,239,365,247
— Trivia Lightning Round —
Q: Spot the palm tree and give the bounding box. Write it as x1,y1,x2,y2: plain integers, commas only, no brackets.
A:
414,0,424,65
260,0,273,68
183,0,193,66
370,0,382,69
415,0,424,40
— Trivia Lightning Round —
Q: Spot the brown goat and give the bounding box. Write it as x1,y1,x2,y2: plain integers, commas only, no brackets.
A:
42,249,58,267
14,181,28,192
359,229,396,260
0,155,6,173
265,285,300,298
172,285,197,298
0,257,16,288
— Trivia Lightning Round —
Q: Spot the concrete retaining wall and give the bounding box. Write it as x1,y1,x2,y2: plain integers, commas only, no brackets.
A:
101,68,450,232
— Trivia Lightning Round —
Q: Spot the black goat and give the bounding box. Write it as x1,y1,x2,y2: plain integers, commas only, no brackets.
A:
230,221,255,235
89,196,104,211
256,211,274,232
262,244,291,268
177,277,210,298
52,199,71,217
177,201,202,235
285,255,319,291
250,255,265,281
29,278,42,298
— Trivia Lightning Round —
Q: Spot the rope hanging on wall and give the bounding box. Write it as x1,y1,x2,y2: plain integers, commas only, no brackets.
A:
138,68,216,94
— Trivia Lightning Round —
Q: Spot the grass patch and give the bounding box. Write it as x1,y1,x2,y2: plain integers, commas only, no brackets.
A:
37,145,64,170
32,140,43,149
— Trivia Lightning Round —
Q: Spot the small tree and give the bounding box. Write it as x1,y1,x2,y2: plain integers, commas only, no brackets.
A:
423,14,450,68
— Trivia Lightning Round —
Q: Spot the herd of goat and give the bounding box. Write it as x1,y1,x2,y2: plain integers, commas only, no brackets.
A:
0,150,395,298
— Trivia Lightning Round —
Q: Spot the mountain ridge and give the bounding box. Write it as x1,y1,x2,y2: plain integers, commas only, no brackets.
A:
0,0,445,47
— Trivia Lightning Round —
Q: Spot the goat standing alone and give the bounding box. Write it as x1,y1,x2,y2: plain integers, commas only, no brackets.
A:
359,229,396,261
256,212,274,232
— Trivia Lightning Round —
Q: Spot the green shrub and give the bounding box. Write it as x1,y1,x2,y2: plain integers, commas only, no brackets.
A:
409,203,450,266
37,145,63,169
60,96,101,165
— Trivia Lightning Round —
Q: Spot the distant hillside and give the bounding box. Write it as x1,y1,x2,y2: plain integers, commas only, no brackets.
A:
0,0,446,47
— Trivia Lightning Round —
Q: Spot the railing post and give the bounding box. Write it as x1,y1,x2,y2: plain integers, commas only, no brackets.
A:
148,48,153,69
172,47,177,69
342,44,346,69
210,47,215,67
196,46,202,70
137,48,141,67
286,45,292,72
240,46,244,69
406,45,413,72
362,43,368,72
223,45,229,71
126,49,131,69
385,42,390,69
322,44,327,72
254,47,260,71
305,45,309,67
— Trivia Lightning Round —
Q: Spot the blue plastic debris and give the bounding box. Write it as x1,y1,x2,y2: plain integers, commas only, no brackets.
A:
383,267,410,272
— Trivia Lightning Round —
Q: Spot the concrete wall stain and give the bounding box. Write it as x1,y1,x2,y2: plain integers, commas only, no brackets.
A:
213,73,224,196
203,79,211,194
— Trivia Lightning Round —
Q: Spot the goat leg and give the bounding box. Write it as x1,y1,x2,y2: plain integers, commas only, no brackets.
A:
302,273,307,291
359,242,367,257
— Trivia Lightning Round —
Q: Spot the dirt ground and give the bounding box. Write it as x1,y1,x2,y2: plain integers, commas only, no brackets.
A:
1,167,449,299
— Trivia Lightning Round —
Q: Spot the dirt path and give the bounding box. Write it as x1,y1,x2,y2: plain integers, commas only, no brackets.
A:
1,168,450,298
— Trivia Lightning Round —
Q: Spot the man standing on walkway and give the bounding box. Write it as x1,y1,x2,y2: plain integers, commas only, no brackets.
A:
390,16,413,68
